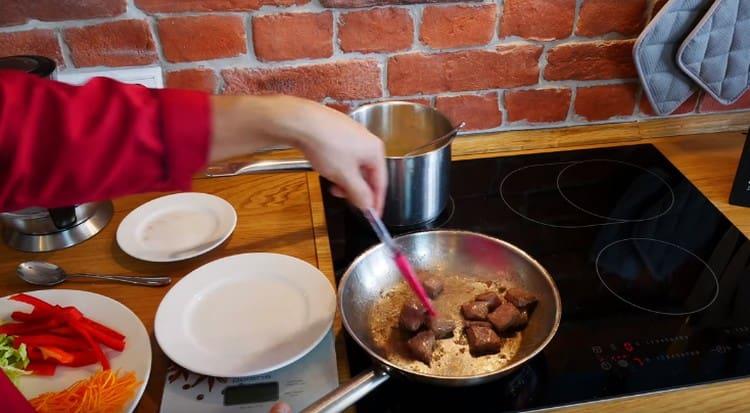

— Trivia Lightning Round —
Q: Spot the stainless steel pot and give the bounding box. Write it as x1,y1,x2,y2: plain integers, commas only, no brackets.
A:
205,101,460,227
0,202,114,252
0,55,113,252
302,230,562,412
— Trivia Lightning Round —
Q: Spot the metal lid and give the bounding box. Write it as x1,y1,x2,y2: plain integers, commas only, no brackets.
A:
0,55,56,78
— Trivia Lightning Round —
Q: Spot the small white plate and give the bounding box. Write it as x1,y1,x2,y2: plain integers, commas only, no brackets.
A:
155,253,336,377
116,192,237,262
0,290,151,413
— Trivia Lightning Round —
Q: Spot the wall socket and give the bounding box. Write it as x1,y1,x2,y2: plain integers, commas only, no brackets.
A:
56,66,164,88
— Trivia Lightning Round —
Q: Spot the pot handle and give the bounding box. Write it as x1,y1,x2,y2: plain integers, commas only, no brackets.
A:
301,369,390,413
48,206,77,229
204,159,313,177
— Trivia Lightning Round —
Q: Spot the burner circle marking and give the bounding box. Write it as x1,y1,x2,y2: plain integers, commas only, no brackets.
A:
556,159,675,223
595,237,719,316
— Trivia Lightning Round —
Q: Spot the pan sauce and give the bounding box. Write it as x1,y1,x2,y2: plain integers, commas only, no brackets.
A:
369,275,522,376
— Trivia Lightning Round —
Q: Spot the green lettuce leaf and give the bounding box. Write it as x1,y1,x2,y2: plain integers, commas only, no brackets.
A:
0,334,30,386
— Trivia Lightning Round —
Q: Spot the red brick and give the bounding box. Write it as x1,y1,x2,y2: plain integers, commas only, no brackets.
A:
339,8,413,53
64,20,157,67
699,90,750,113
420,5,496,49
0,30,63,66
253,12,332,62
158,15,247,63
544,40,636,81
321,0,480,8
639,93,699,116
506,88,571,123
0,2,27,27
222,60,382,100
136,0,307,12
576,0,647,36
0,0,124,26
574,84,638,121
166,69,218,93
435,94,501,130
326,103,351,113
388,45,542,96
500,0,574,40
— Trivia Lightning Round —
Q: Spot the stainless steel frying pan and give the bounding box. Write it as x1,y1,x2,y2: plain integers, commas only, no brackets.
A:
303,230,562,412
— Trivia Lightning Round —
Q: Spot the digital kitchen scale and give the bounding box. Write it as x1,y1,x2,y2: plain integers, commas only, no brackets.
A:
160,331,338,412
322,143,750,412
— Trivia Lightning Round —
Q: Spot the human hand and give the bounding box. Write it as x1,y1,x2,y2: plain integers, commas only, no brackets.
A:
269,401,291,413
210,95,387,215
290,100,387,215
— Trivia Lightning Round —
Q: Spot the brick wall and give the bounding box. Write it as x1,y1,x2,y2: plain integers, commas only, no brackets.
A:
1,0,748,133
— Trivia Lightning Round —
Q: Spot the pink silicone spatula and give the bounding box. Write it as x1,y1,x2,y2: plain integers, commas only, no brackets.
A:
363,208,436,316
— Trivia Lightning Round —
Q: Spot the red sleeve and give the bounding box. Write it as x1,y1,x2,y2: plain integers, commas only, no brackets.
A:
0,70,211,212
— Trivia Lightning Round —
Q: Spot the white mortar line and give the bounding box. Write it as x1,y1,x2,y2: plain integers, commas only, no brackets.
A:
492,0,502,45
55,30,74,68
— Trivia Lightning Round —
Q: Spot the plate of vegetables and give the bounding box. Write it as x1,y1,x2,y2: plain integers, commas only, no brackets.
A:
0,290,151,413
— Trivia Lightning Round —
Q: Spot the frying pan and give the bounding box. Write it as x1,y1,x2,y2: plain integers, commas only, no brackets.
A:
303,230,562,412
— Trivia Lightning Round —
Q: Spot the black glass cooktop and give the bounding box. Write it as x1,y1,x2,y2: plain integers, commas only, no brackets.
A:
321,144,750,412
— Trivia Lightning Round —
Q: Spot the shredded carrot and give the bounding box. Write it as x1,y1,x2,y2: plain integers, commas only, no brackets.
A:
28,369,141,413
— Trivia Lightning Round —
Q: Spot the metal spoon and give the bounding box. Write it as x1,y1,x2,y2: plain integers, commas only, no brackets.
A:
17,261,171,287
403,122,465,156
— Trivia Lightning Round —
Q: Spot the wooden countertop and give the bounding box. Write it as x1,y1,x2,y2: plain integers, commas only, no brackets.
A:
1,129,749,412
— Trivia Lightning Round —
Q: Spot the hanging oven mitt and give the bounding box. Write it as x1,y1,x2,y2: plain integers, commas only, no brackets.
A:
633,0,713,115
677,0,750,105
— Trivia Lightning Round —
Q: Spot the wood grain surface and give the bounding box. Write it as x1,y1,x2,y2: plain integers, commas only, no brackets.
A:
0,114,748,412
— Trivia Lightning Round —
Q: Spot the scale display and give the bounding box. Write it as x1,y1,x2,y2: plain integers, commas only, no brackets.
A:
160,332,338,412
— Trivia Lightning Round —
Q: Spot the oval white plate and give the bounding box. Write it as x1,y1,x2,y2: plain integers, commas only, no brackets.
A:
155,253,336,377
116,192,237,262
0,290,151,413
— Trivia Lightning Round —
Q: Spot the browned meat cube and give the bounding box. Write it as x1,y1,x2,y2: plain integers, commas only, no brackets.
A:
475,292,502,311
422,276,444,299
461,301,490,320
399,300,426,332
407,331,436,364
488,302,523,333
517,310,529,328
505,288,538,310
463,320,493,331
465,324,503,355
429,318,456,339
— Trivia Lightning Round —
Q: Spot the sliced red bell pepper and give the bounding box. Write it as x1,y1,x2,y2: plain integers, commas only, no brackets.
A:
47,326,77,337
63,351,98,367
26,347,44,362
26,362,57,376
10,308,50,323
67,319,109,370
81,318,125,341
38,346,74,364
14,335,88,352
58,306,83,321
0,318,62,335
77,324,125,352
9,294,54,313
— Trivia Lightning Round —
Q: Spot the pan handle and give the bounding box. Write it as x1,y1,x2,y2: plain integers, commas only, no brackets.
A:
301,368,390,413
204,159,313,177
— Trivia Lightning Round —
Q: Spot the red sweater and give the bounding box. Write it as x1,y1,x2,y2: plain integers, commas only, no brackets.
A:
0,70,211,212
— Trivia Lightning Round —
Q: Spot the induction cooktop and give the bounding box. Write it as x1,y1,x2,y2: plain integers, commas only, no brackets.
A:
321,144,750,412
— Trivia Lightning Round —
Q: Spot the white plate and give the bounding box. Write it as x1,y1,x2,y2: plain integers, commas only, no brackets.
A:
0,290,151,412
155,253,336,377
116,192,237,262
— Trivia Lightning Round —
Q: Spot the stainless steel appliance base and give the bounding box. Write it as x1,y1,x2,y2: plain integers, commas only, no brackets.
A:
2,201,113,252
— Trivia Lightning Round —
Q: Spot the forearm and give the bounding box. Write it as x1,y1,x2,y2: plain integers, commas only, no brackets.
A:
0,70,210,211
209,95,306,162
